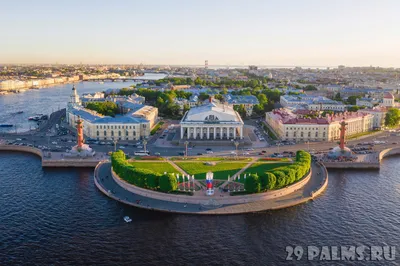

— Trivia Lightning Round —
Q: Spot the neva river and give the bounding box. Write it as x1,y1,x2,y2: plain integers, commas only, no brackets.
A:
0,73,166,133
1,152,400,265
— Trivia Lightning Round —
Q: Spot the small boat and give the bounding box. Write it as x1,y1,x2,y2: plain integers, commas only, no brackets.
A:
0,124,13,127
28,116,41,121
123,216,132,223
16,111,23,114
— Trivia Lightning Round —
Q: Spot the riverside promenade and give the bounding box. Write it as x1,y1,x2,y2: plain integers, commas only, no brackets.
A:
94,162,328,215
0,145,103,167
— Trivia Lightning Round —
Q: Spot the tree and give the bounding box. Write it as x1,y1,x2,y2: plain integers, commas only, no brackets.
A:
252,104,264,116
183,104,190,114
156,96,165,107
385,108,400,127
347,95,361,105
198,93,210,102
272,171,286,189
244,173,261,193
234,104,247,118
257,94,268,105
260,172,276,190
221,88,228,95
334,92,342,101
304,85,317,91
159,173,178,192
347,106,360,112
214,94,224,102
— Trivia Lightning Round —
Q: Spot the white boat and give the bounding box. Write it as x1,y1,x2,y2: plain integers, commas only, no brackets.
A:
124,216,132,223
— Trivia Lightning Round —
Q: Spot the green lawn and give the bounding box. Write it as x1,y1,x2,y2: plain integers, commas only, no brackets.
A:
175,162,248,180
244,162,291,176
129,161,177,174
170,157,251,162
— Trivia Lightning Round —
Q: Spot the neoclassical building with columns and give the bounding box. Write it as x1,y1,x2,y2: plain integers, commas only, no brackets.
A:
180,100,244,140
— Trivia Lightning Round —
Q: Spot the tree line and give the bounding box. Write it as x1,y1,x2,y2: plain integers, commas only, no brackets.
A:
244,150,312,193
111,151,178,192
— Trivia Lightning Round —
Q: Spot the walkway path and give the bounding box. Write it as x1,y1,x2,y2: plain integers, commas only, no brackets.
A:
220,157,258,187
95,162,327,215
165,159,205,190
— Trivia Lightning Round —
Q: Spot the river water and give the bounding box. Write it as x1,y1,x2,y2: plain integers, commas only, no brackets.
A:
1,152,399,265
0,73,166,133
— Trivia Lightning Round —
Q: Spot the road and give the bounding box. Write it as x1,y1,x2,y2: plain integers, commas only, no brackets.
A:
1,112,399,158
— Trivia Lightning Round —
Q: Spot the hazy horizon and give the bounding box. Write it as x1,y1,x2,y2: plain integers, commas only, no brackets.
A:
1,0,399,67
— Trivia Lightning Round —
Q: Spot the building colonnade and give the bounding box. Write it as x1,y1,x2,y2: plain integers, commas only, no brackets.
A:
180,126,243,140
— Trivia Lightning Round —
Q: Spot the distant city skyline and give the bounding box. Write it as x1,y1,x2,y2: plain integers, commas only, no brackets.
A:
1,0,400,67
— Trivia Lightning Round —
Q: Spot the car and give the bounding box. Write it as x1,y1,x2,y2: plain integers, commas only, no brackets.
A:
119,146,126,149
230,151,236,154
197,152,203,155
51,141,57,145
206,148,212,151
137,145,143,149
243,152,250,155
159,136,164,139
246,148,254,151
178,152,185,156
393,142,398,144
206,150,213,154
100,142,106,145
154,152,161,156
16,138,22,141
261,150,267,153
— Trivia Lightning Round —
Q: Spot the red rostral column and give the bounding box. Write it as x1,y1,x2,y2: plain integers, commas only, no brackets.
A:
339,120,347,150
76,116,84,149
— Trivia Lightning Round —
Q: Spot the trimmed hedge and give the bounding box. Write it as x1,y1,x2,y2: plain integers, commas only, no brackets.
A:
244,173,261,193
244,150,311,193
111,150,177,192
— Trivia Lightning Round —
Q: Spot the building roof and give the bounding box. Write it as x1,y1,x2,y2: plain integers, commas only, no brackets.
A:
268,108,372,125
384,92,395,99
181,101,243,123
225,95,259,105
69,106,149,124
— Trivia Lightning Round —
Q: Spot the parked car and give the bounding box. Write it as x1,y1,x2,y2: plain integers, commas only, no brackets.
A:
197,153,203,155
206,148,212,151
206,151,214,154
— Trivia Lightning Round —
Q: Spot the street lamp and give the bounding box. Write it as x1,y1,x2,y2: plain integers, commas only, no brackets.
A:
184,141,189,158
143,139,148,153
234,141,239,160
113,138,118,152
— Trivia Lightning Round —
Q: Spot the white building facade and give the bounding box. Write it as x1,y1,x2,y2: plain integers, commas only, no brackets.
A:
66,86,158,141
180,100,244,140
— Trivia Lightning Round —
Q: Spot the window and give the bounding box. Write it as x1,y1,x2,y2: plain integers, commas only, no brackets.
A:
323,132,326,137
286,132,289,137
315,132,318,137
294,131,297,137
308,132,311,137
301,132,304,137
97,131,99,136
111,131,114,136
104,131,107,136
96,125,98,129
118,131,121,136
111,126,113,129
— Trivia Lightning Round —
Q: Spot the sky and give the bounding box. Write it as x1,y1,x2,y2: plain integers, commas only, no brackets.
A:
1,0,400,67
